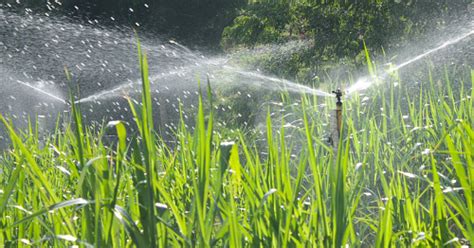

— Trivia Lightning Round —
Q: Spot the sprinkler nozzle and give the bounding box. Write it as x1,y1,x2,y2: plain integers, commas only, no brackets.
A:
332,89,343,105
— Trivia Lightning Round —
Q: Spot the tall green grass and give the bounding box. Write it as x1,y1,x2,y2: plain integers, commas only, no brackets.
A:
0,45,472,247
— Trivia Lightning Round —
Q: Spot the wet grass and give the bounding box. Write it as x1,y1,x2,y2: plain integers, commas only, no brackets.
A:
0,45,473,247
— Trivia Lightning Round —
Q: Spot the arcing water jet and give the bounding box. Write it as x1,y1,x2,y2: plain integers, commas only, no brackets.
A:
15,80,68,104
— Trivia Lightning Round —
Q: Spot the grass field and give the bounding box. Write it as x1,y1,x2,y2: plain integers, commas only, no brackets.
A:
0,46,473,247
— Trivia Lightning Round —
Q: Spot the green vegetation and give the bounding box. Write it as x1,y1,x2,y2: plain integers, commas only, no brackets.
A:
5,0,471,52
222,1,472,81
0,43,473,246
1,0,472,246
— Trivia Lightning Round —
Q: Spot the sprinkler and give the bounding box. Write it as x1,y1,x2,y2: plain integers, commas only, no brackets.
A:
332,89,343,138
326,89,344,151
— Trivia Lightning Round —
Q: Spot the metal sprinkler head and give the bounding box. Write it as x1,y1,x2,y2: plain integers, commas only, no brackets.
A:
332,89,343,105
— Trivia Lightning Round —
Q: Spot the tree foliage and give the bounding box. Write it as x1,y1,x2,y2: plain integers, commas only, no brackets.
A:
2,0,471,79
222,0,472,81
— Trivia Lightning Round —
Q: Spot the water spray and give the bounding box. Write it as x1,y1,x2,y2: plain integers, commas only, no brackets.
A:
346,28,474,95
15,80,68,104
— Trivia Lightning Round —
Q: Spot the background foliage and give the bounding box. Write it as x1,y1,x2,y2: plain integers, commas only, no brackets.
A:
222,0,472,82
1,0,246,47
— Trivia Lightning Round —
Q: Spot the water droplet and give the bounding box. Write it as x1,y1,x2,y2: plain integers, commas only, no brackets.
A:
421,149,431,155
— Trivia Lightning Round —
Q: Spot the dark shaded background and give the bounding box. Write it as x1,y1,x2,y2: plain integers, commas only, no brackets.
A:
1,0,246,49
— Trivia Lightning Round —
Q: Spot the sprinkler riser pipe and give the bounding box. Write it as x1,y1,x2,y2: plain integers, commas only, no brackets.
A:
332,89,343,138
336,102,342,137
331,89,343,151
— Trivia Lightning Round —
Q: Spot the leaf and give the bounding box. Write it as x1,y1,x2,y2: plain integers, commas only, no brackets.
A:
229,144,242,190
111,205,146,247
8,198,91,228
106,120,127,154
263,188,277,202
